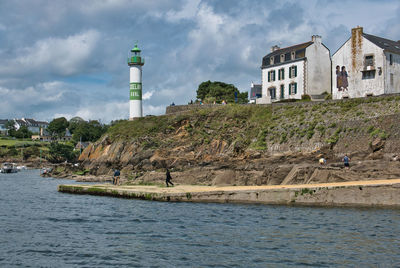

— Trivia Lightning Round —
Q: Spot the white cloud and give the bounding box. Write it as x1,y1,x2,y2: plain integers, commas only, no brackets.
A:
142,90,154,100
165,0,201,22
0,30,101,77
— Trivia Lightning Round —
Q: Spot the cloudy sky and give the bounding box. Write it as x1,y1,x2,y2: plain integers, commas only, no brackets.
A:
0,0,399,122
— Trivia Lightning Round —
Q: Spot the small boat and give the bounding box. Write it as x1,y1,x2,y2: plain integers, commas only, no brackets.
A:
17,165,27,170
1,162,18,173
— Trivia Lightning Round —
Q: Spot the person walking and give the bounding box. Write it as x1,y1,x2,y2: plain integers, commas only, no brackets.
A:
113,169,120,185
165,168,174,187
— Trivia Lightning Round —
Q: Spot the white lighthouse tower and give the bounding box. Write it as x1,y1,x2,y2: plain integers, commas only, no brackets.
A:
128,43,145,119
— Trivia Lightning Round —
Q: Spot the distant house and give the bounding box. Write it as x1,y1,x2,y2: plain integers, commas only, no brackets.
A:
75,141,90,151
258,35,331,103
32,128,72,142
249,82,262,103
14,118,49,133
332,26,400,99
31,128,52,142
0,119,8,135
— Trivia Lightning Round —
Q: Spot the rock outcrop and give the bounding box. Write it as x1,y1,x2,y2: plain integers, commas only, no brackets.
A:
56,96,400,186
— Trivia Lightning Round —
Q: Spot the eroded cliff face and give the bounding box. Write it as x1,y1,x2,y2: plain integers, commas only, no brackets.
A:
74,96,400,186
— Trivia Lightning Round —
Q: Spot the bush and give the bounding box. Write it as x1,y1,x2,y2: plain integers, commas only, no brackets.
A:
301,94,311,101
48,142,77,163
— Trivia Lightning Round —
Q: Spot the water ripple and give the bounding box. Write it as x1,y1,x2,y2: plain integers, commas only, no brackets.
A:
1,170,400,267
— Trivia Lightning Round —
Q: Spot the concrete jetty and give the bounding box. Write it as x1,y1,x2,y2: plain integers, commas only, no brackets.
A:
58,179,400,207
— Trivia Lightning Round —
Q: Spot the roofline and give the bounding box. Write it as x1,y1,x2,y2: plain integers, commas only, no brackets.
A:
263,41,313,58
332,36,351,57
261,57,306,69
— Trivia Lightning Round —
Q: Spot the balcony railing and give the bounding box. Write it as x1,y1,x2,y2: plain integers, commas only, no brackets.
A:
127,56,145,65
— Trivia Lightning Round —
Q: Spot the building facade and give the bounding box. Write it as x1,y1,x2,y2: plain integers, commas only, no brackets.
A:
258,35,331,104
332,26,400,99
249,82,262,103
14,118,49,133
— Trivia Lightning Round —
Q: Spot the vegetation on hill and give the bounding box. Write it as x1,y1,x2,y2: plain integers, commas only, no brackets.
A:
106,95,400,154
196,80,248,104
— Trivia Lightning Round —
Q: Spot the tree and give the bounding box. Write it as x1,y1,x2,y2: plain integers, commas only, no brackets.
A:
196,80,248,104
48,117,69,137
48,142,76,163
14,126,33,139
68,117,86,134
72,120,108,143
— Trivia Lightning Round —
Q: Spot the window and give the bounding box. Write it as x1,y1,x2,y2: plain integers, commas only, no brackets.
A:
362,70,375,79
280,85,285,99
274,55,280,64
285,53,291,61
268,70,276,82
270,57,274,65
390,54,393,65
278,68,285,80
289,66,297,78
289,83,297,95
291,51,295,60
280,54,285,63
269,87,276,99
364,55,374,67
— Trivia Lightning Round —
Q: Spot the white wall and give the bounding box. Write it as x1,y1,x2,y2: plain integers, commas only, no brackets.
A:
384,52,400,94
261,60,305,103
332,37,385,99
305,42,331,96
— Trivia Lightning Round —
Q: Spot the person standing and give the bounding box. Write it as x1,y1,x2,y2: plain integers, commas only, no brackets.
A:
336,65,342,91
343,155,350,169
113,169,120,185
341,66,349,91
165,168,174,187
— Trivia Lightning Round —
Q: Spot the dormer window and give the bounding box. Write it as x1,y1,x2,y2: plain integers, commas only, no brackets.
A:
364,55,374,68
280,54,285,63
270,57,274,65
291,51,295,60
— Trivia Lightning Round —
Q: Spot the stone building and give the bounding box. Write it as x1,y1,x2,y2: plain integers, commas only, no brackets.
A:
258,35,331,103
332,26,400,99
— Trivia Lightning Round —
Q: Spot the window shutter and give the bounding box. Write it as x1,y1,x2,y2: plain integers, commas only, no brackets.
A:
278,69,281,80
294,66,297,77
289,84,291,95
294,83,297,94
268,72,270,82
289,67,292,78
282,69,285,80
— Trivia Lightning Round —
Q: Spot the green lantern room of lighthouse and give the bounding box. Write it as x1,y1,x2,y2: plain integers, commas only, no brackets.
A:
128,44,145,66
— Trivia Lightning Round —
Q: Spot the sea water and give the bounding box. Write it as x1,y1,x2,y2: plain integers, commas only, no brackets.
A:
0,170,399,267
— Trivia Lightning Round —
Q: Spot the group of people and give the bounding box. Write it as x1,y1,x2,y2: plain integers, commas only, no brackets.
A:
112,168,174,187
336,65,349,91
319,154,350,168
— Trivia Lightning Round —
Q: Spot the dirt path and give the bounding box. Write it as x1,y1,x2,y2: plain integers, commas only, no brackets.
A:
90,178,400,194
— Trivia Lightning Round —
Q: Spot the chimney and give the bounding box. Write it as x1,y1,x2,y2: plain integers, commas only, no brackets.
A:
311,35,322,44
271,45,280,52
351,26,363,39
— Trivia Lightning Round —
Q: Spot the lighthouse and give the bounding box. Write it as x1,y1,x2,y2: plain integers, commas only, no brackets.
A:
128,43,145,119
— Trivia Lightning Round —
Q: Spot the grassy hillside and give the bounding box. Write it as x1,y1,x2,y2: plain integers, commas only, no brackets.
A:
106,95,400,153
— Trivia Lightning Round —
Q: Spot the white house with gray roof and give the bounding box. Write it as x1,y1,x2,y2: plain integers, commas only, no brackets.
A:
332,26,400,99
258,35,331,104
